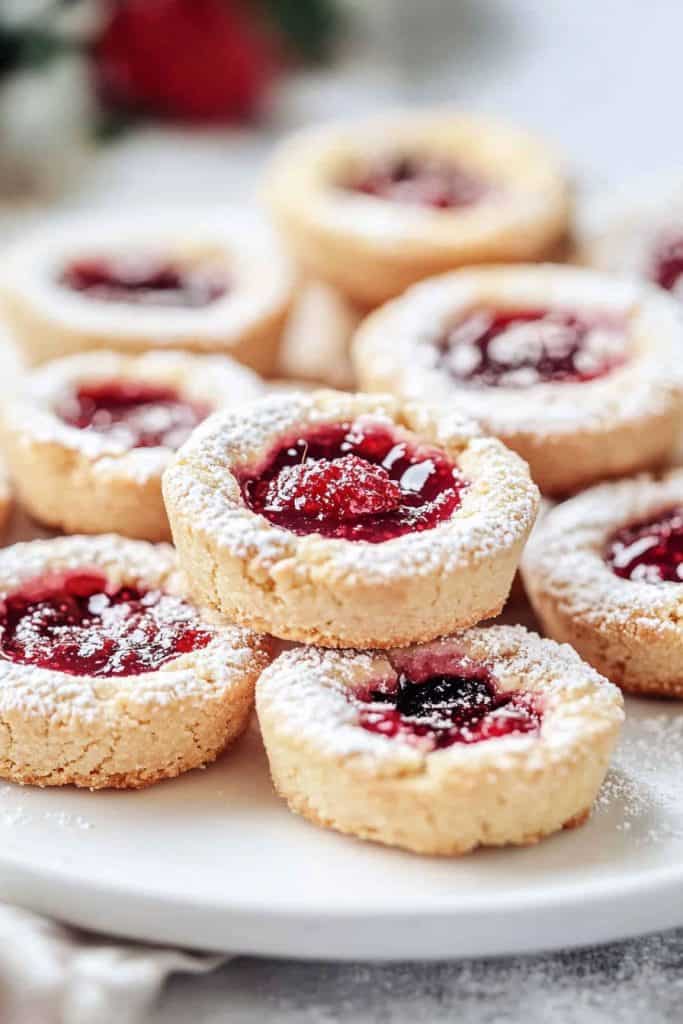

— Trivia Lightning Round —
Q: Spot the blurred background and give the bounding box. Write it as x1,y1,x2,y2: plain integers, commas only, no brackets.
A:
1,0,681,227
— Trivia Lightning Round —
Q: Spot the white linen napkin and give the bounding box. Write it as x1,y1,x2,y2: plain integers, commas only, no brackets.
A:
0,902,224,1024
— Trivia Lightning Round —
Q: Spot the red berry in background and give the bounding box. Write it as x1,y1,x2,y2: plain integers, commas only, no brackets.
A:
94,0,277,123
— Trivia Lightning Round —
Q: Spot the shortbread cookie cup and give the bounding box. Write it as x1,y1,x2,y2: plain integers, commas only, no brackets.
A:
353,264,683,495
263,111,571,306
256,627,623,855
522,469,683,697
0,535,270,789
0,349,262,542
0,211,294,374
163,390,539,648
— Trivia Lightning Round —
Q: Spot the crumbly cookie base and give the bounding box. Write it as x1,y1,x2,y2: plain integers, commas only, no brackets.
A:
259,720,614,856
170,503,520,648
5,437,171,541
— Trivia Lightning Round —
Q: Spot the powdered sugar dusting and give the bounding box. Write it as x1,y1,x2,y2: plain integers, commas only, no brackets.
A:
353,264,683,437
0,536,267,719
256,626,623,769
164,391,538,584
595,707,683,845
2,349,263,475
522,470,683,632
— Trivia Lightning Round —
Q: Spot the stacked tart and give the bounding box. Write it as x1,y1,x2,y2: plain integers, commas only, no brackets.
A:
164,388,624,853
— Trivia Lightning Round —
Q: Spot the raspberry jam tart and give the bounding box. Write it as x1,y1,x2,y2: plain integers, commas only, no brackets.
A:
163,391,538,648
0,536,271,789
0,569,212,677
351,156,489,210
438,308,627,388
56,379,211,451
522,469,683,696
60,256,228,308
605,506,683,583
355,663,541,751
264,112,571,306
255,628,623,854
239,420,467,543
352,265,683,495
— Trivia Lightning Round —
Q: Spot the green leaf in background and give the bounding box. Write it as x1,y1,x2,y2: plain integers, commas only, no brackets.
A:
261,0,342,62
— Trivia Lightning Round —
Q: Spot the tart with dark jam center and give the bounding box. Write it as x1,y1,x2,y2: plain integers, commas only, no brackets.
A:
239,420,467,542
355,661,541,751
0,570,212,677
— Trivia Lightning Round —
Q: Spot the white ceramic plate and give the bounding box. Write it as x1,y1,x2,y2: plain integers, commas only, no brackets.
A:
1,688,682,960
0,514,682,960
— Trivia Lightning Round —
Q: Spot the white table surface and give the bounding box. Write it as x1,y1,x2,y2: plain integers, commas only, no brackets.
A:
6,1,683,1020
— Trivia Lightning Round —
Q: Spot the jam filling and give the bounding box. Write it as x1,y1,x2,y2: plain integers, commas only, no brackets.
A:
61,256,228,308
355,664,541,750
606,506,683,583
0,570,212,677
57,380,211,450
351,156,489,209
436,308,627,388
239,421,466,542
649,232,683,295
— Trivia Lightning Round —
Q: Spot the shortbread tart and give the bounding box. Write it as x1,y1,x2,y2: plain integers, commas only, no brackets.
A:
264,110,571,306
522,468,683,697
353,264,683,495
256,626,623,855
0,210,294,374
163,389,539,648
0,535,270,789
1,349,262,542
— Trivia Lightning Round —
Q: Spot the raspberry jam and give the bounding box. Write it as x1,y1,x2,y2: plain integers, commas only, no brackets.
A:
61,256,228,308
0,571,212,677
437,308,627,388
606,506,683,583
355,663,541,750
649,232,683,295
57,380,211,450
351,156,488,209
239,421,466,542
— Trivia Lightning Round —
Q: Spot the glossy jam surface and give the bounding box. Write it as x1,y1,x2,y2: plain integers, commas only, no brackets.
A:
437,308,627,388
61,256,228,308
649,232,683,295
606,506,683,583
239,421,466,542
355,663,541,750
57,380,211,450
0,571,212,677
351,156,489,209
